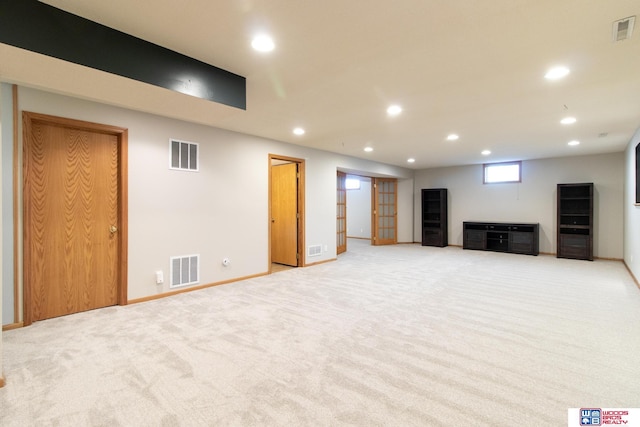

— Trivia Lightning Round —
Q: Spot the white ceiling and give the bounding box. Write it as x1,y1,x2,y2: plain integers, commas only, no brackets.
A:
3,0,640,169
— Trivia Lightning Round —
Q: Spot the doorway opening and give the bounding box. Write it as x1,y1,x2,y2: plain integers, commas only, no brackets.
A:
336,172,397,254
269,155,305,272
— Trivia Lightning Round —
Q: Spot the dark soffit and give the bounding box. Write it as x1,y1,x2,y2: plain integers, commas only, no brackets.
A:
0,0,246,110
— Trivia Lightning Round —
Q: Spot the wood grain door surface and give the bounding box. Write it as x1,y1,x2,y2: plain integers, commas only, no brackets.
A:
24,113,122,322
271,162,298,266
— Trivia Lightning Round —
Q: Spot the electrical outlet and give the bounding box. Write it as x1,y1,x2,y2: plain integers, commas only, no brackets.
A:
155,271,164,284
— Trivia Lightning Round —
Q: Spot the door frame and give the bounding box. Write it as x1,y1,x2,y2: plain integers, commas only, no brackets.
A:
22,111,128,326
268,154,305,271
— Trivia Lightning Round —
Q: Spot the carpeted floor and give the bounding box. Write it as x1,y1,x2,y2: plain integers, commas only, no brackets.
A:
1,239,639,426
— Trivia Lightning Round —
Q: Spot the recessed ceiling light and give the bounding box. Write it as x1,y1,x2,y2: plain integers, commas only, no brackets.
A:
364,147,374,152
251,35,275,52
568,140,580,146
561,117,577,125
407,158,415,163
481,150,491,156
387,105,402,116
293,127,305,135
545,66,570,80
446,134,459,141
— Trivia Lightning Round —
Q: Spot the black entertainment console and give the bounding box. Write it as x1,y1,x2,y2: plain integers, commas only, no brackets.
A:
463,222,539,256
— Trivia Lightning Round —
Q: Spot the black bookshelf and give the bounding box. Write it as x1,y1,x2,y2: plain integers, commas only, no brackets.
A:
557,183,593,260
421,188,448,247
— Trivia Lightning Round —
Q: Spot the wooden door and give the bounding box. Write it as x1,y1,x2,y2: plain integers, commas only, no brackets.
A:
336,172,347,254
271,162,299,266
23,112,127,324
372,178,397,245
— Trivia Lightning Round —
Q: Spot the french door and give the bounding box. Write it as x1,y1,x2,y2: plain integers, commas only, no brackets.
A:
337,172,347,254
372,178,397,245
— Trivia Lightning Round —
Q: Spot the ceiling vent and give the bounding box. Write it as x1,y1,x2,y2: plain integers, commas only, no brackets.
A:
612,16,635,42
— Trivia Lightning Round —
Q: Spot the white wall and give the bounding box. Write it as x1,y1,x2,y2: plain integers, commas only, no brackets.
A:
9,86,414,307
0,83,11,325
624,127,640,281
346,176,371,239
0,83,4,386
414,153,624,258
397,178,414,243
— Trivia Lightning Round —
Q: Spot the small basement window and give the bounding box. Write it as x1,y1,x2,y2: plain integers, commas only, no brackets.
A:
170,139,199,171
483,161,521,184
345,177,361,190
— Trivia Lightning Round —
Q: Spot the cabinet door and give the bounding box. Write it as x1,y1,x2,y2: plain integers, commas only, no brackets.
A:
423,228,443,246
559,234,591,259
510,231,533,254
464,229,485,250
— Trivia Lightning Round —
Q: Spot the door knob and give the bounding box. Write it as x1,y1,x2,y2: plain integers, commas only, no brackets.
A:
110,225,118,234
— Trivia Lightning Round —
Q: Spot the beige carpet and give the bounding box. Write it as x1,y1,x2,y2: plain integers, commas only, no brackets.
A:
1,239,639,426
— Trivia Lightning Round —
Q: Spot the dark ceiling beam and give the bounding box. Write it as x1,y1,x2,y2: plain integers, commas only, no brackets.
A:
0,0,246,109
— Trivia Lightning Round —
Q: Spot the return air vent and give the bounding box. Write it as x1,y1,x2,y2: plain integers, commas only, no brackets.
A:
308,245,322,257
170,139,199,171
170,254,199,288
612,16,635,42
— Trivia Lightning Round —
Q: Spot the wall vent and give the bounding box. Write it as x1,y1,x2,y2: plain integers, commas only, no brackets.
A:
308,245,322,257
170,254,199,288
170,139,199,171
613,16,635,42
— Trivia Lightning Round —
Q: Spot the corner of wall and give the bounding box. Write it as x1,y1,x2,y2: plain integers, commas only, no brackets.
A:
623,260,640,291
0,81,5,388
624,126,640,285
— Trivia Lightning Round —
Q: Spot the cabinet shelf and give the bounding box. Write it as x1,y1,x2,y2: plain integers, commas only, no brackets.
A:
421,189,447,247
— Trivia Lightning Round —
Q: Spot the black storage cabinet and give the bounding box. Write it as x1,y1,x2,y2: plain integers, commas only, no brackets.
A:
421,188,448,247
557,183,593,260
